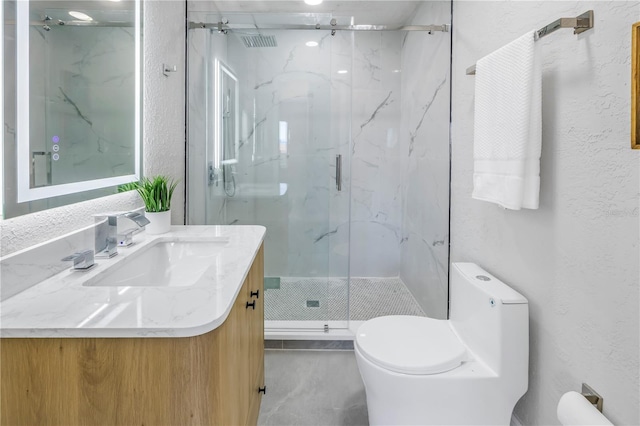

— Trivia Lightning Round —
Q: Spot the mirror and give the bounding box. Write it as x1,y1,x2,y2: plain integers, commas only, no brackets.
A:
213,59,238,196
2,0,142,219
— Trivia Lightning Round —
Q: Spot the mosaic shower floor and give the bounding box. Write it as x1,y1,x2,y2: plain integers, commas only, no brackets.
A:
264,277,426,321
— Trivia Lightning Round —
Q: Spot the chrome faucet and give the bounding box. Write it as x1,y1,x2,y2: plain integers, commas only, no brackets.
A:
95,211,150,258
122,211,151,227
117,212,151,247
95,214,118,258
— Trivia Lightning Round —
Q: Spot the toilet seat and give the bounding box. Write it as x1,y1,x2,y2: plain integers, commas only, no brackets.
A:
355,316,467,375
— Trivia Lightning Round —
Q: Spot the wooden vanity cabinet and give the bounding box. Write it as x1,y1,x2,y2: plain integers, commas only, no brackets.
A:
0,245,265,426
246,243,266,424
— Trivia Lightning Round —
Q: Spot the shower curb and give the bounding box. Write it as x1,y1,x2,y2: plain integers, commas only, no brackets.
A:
265,340,354,351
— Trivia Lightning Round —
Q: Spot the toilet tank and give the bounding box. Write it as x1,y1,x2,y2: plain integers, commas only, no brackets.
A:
449,263,528,389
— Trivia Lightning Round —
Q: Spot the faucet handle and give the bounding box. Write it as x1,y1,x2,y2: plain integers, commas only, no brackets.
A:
117,228,138,247
62,249,96,271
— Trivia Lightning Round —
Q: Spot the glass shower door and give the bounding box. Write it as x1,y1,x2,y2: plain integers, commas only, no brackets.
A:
187,20,351,332
240,28,352,332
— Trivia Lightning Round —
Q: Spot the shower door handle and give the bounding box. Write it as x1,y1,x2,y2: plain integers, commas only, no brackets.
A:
335,154,342,192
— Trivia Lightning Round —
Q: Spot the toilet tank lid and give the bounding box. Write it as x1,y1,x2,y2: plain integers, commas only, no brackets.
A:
452,263,528,305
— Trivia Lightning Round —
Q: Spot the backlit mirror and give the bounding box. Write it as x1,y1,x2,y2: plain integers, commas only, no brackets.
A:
213,59,238,196
1,0,142,219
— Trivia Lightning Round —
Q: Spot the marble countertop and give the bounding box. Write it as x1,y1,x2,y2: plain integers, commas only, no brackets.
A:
0,226,265,338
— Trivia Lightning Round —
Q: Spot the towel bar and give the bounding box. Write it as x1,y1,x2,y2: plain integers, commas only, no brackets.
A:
581,383,604,413
466,10,594,75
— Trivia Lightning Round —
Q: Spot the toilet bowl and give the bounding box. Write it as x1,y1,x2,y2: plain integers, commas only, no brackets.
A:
354,263,529,425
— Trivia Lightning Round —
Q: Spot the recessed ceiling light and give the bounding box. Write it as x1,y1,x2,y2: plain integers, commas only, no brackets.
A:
337,70,348,74
305,41,319,47
110,0,122,2
392,69,402,73
304,0,323,5
69,11,93,21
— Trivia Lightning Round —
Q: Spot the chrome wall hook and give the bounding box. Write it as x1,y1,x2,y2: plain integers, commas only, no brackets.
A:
162,64,177,77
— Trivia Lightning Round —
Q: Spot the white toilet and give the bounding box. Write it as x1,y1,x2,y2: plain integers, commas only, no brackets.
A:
354,263,529,425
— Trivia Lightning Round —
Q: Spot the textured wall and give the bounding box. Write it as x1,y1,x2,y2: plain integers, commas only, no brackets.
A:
0,191,140,257
399,0,451,319
451,1,639,424
143,1,186,225
1,1,186,257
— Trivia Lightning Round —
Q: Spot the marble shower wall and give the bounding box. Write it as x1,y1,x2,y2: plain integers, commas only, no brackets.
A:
44,26,136,186
188,21,405,279
399,1,452,319
349,31,404,278
187,6,453,317
227,29,343,279
230,28,348,278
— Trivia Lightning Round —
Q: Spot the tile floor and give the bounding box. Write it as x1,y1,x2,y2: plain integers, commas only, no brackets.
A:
258,349,369,426
264,277,426,321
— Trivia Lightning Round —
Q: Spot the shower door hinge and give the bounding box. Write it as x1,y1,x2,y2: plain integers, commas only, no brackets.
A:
162,64,177,77
324,324,329,333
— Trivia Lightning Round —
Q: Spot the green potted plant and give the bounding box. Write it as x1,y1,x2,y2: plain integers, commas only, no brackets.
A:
135,176,178,234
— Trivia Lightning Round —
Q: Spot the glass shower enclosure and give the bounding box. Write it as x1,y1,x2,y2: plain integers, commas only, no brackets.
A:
187,3,453,334
187,14,353,332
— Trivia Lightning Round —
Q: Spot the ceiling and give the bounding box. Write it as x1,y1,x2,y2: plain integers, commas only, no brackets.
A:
27,1,137,23
188,1,426,26
22,1,431,27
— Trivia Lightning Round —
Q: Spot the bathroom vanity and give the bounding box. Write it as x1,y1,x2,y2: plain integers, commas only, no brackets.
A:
0,226,266,426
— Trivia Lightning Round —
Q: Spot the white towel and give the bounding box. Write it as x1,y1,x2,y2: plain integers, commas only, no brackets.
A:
472,30,542,210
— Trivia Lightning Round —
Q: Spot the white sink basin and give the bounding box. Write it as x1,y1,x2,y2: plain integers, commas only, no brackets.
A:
84,239,228,287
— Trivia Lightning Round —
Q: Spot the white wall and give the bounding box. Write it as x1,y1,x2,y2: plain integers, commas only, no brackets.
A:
451,1,639,424
143,1,186,227
1,1,186,257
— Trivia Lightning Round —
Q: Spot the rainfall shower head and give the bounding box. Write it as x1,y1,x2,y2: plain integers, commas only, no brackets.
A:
241,34,277,48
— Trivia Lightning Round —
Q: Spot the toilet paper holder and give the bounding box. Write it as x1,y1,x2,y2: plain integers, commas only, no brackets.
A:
582,383,604,413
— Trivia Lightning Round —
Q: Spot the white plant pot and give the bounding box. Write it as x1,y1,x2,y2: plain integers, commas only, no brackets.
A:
145,210,171,235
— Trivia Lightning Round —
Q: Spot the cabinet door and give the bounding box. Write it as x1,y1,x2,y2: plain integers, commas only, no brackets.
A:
214,283,251,426
247,245,265,425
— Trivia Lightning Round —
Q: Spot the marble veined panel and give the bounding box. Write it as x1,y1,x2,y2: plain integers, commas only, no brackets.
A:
349,31,403,277
43,27,136,186
188,20,450,295
399,1,451,319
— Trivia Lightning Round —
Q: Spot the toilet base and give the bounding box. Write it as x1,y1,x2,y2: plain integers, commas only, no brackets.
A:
355,345,518,426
